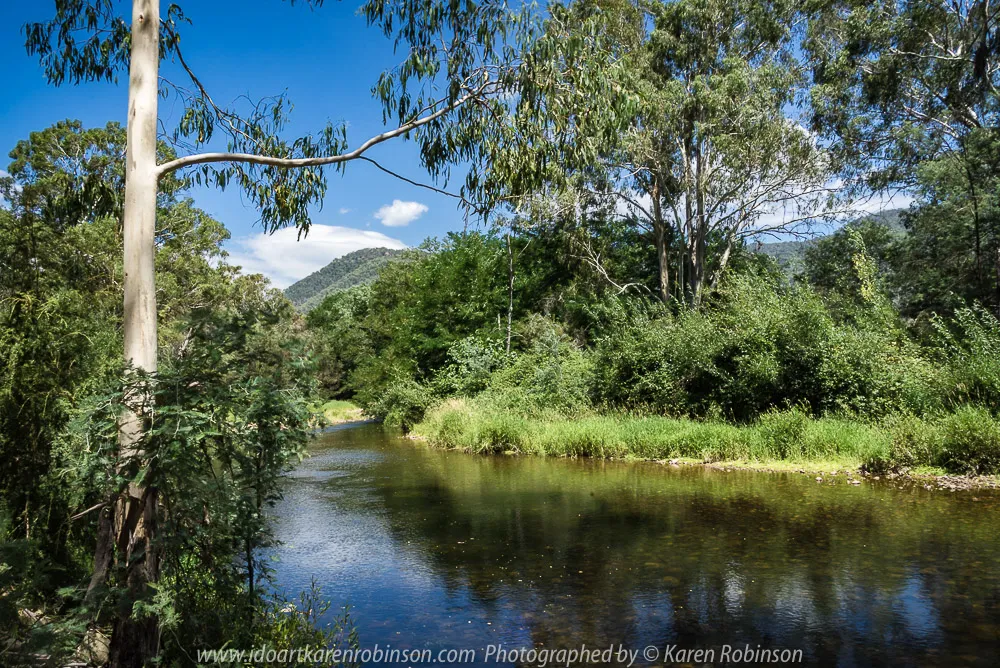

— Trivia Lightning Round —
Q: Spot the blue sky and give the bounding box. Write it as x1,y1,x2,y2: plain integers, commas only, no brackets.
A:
0,1,470,287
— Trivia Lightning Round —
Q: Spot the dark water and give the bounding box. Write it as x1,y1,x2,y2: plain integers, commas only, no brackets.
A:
270,422,1000,667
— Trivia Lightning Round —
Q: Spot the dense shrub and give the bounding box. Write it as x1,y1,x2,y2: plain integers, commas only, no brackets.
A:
481,316,595,415
862,415,942,473
592,307,724,416
367,376,435,430
938,407,1000,475
432,335,507,397
934,305,1000,410
594,274,940,421
815,327,941,416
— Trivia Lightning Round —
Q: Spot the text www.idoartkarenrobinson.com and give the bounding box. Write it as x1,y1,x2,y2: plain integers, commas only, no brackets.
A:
195,643,804,666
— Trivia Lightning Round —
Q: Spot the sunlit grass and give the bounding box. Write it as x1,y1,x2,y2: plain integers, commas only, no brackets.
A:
316,399,365,424
413,399,892,470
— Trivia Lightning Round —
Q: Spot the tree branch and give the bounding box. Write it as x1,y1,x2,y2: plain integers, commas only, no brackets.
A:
154,94,470,179
356,156,466,202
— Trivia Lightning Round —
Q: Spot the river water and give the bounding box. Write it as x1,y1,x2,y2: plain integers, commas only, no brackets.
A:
270,422,1000,667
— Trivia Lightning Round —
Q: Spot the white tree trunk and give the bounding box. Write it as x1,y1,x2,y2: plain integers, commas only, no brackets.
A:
123,0,159,379
109,1,161,666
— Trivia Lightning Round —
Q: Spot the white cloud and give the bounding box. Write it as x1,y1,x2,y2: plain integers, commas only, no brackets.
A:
227,224,407,288
338,207,351,215
374,199,428,227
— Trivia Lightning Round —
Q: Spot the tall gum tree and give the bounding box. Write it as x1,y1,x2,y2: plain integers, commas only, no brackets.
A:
24,0,525,664
807,0,1000,310
486,0,845,305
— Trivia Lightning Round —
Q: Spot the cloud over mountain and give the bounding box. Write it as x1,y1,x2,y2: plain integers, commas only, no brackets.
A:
227,224,407,288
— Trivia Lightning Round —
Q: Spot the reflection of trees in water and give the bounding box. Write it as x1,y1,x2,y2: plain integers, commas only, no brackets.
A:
366,441,1000,665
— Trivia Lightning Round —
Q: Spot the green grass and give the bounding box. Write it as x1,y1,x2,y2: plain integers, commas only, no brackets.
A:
315,399,365,424
412,399,1000,476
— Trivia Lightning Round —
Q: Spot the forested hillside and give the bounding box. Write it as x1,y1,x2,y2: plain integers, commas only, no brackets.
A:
284,247,404,309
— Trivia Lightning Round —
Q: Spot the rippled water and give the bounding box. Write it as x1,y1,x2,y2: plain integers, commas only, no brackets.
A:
270,422,1000,667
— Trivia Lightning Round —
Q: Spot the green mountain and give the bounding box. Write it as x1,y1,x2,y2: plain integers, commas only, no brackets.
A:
284,247,405,310
756,209,904,274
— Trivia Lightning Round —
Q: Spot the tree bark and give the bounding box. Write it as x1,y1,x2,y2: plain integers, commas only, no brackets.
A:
505,232,514,353
650,176,671,303
688,144,707,306
103,1,161,665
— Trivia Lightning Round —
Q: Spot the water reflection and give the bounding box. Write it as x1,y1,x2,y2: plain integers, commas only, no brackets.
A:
270,423,1000,666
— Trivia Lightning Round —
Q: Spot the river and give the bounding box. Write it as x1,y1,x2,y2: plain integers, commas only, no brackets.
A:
270,422,1000,667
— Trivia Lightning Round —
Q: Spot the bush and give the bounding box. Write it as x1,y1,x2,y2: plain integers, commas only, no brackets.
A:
432,335,507,397
934,305,1000,410
863,415,944,473
484,316,595,415
816,327,942,417
593,307,725,416
369,376,434,430
938,406,1000,475
863,409,1000,475
594,273,940,421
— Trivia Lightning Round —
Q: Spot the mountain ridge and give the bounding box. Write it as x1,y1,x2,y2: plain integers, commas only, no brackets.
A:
756,209,904,274
284,247,405,310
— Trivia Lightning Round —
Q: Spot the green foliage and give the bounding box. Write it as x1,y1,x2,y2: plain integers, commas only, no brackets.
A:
865,409,1000,476
63,300,315,661
753,408,810,460
253,582,360,667
306,287,375,399
938,407,1000,476
807,0,999,188
365,235,509,374
486,0,833,305
864,414,944,474
933,305,1000,410
803,215,902,300
432,335,507,397
0,120,345,660
594,272,939,421
482,316,595,415
367,376,435,431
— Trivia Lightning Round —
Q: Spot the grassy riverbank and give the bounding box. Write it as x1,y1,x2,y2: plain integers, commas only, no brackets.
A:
412,399,1000,479
314,399,366,424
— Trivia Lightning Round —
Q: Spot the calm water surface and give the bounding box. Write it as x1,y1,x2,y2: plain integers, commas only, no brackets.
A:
270,423,1000,666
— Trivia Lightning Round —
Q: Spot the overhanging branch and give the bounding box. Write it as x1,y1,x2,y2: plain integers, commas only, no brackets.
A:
154,94,471,179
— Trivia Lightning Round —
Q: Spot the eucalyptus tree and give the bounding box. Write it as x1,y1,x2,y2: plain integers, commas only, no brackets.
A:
489,0,837,305
641,0,839,305
807,0,1000,308
24,0,523,663
807,0,1000,186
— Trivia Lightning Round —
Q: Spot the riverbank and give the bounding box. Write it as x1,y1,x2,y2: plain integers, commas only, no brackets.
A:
314,399,366,424
411,399,1000,488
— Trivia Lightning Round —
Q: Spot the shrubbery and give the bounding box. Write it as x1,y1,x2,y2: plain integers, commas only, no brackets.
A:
593,274,942,421
933,305,1000,410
